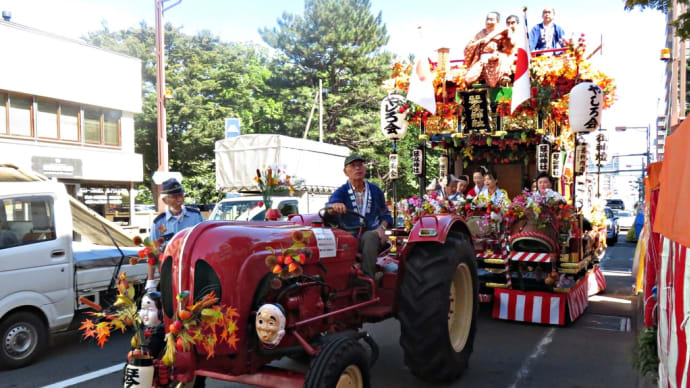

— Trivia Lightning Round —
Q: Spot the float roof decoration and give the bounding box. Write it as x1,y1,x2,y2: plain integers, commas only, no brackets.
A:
382,35,616,143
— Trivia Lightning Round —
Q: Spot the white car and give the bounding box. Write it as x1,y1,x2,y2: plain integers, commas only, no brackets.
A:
209,195,302,221
616,210,636,231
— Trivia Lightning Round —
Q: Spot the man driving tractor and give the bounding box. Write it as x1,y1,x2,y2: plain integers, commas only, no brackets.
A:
327,153,393,281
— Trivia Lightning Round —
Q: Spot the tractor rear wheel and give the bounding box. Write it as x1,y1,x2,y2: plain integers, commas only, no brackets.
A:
304,336,370,388
397,232,478,382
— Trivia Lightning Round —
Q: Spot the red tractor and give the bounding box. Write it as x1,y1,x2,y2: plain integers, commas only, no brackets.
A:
154,209,478,387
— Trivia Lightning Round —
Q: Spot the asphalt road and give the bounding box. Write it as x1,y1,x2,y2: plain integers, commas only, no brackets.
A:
1,235,643,388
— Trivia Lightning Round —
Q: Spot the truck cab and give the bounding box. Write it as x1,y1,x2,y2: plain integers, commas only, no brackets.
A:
0,181,147,368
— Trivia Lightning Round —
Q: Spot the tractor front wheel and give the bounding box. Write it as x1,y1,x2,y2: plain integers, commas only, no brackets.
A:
304,336,370,388
397,233,478,382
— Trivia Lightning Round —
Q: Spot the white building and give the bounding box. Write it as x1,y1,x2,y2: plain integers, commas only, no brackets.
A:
0,19,143,222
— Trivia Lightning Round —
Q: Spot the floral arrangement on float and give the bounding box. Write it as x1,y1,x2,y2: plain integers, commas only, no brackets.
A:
504,190,575,234
395,192,457,231
583,201,607,229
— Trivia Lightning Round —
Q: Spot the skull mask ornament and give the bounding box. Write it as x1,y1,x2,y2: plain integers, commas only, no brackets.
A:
255,304,286,346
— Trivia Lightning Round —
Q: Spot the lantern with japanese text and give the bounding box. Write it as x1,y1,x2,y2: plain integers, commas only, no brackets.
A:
412,148,423,176
389,153,399,179
380,94,408,139
536,144,550,173
551,152,562,179
575,144,588,174
569,82,603,133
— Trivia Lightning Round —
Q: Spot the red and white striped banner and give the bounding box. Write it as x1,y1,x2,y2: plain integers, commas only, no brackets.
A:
492,288,566,325
567,277,589,322
587,266,607,296
509,251,553,263
657,238,690,388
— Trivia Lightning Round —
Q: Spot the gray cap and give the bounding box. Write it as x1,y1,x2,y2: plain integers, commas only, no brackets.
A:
344,153,365,166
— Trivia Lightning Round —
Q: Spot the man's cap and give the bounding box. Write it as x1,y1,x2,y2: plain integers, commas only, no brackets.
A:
449,174,462,183
161,178,184,195
344,153,365,167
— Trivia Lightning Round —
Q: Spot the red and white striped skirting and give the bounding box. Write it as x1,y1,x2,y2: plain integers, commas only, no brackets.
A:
492,288,566,325
587,266,607,296
566,276,589,322
510,251,553,263
492,270,594,325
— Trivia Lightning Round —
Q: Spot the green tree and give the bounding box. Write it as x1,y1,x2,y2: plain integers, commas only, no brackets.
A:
260,0,416,197
624,0,690,38
83,24,281,203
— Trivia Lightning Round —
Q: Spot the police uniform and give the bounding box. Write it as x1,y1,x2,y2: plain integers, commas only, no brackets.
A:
150,178,204,242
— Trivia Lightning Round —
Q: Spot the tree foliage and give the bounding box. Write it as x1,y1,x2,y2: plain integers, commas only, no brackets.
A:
82,0,425,204
83,24,280,203
624,0,690,39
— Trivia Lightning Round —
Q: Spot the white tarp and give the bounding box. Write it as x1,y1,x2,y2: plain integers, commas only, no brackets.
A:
215,134,350,193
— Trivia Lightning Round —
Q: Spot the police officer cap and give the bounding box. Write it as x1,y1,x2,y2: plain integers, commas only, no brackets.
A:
161,178,184,195
344,153,365,167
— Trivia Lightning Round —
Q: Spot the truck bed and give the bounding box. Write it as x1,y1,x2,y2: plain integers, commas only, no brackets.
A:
73,243,150,292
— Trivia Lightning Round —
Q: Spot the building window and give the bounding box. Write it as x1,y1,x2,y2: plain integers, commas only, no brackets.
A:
59,104,79,141
103,110,120,146
8,95,32,136
36,100,58,139
84,108,101,143
0,93,6,134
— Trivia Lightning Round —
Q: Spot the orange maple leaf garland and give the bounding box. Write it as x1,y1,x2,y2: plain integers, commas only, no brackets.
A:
161,291,241,366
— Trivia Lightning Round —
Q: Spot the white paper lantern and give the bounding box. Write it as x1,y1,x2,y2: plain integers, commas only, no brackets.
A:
380,94,408,139
569,82,603,133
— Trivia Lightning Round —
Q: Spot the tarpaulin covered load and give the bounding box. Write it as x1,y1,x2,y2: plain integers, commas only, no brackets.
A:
215,134,350,193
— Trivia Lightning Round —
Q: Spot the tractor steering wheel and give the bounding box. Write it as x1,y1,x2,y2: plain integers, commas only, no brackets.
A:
318,207,367,234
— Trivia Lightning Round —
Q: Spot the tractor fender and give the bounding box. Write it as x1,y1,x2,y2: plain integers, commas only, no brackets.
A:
406,214,471,245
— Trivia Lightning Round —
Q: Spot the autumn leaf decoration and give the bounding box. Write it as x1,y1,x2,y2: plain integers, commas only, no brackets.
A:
264,230,313,278
161,291,240,367
131,235,164,266
79,273,140,348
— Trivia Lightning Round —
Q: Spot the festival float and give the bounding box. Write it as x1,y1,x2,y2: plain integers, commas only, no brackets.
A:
384,33,611,325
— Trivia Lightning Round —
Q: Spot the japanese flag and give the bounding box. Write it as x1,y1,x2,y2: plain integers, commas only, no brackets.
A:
406,56,437,115
511,30,531,113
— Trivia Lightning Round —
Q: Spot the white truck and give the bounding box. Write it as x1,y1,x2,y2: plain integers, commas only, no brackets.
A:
0,180,149,368
213,134,350,219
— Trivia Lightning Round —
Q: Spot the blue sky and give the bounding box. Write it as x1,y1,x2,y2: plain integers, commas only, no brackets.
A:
2,0,667,155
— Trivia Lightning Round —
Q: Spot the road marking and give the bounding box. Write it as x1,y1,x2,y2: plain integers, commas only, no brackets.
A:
42,362,125,388
507,327,555,388
589,295,632,304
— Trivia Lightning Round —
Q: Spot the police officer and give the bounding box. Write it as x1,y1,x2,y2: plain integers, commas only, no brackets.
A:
150,178,204,242
145,178,204,291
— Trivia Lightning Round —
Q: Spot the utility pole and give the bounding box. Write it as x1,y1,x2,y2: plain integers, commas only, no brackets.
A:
154,0,181,211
